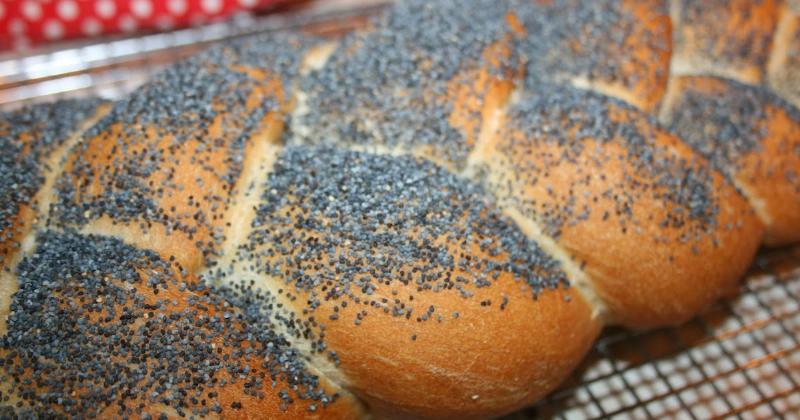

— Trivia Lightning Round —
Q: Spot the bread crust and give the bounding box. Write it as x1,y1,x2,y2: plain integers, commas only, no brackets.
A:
321,279,599,419
767,5,800,109
662,76,800,246
0,230,364,418
0,100,110,336
1,0,799,417
525,0,672,111
479,86,763,328
0,99,108,270
293,0,530,170
51,35,317,274
224,145,601,419
671,0,780,83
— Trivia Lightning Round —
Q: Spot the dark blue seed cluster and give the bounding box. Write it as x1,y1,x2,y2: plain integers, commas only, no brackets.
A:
496,84,718,239
294,0,530,166
0,99,105,266
0,230,334,417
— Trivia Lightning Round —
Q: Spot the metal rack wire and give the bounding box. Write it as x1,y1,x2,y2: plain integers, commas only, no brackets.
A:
1,2,798,418
0,0,389,112
525,247,800,419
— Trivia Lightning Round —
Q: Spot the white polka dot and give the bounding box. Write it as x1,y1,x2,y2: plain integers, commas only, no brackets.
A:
238,0,258,7
81,18,102,36
22,1,42,21
118,15,138,33
57,0,79,21
0,3,6,20
167,0,187,15
9,19,26,35
95,0,116,19
131,0,152,19
43,20,65,40
201,0,223,14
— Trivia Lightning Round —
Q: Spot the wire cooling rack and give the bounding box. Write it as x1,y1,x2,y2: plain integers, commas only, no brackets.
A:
1,1,798,418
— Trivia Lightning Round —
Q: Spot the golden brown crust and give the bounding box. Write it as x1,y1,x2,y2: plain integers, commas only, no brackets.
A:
0,231,363,418
226,145,600,419
0,99,108,270
671,0,780,83
0,100,110,336
4,0,799,417
767,4,800,109
51,35,312,273
293,0,530,169
661,76,800,246
61,106,285,274
322,279,599,419
444,13,527,164
478,85,763,328
524,0,672,112
0,206,32,274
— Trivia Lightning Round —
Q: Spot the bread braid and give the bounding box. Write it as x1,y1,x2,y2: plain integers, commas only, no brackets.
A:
0,98,111,336
0,0,798,418
768,0,800,109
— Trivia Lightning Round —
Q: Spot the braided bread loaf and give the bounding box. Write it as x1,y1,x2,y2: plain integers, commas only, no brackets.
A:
1,0,798,418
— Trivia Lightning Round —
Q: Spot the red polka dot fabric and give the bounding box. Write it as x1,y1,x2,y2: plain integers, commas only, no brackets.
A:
0,0,287,51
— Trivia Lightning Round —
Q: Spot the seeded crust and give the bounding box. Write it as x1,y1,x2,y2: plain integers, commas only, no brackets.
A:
670,0,780,84
1,0,800,418
524,0,672,112
51,34,314,274
0,99,110,336
767,4,800,109
292,0,530,169
0,99,109,270
661,76,800,246
16,34,367,418
206,146,598,419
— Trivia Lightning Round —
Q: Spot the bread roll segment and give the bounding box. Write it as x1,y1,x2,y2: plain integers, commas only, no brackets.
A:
293,0,531,169
670,0,780,84
0,99,108,269
767,3,800,109
661,76,800,246
523,0,672,112
0,99,110,336
473,85,763,329
51,34,316,274
0,230,362,418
